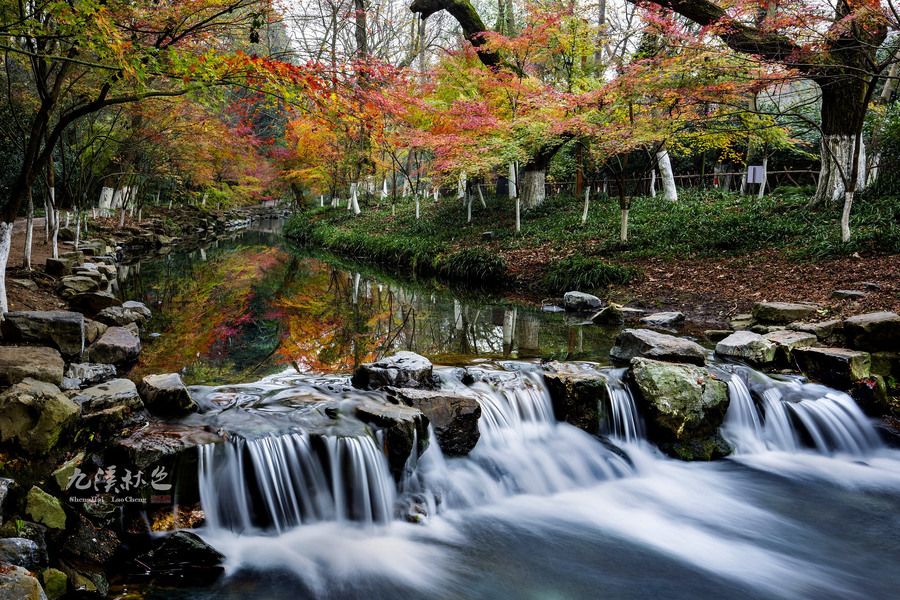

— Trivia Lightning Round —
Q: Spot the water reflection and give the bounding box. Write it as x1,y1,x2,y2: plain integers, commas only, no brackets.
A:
121,221,620,384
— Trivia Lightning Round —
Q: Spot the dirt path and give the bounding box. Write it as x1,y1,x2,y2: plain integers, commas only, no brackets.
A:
5,216,68,313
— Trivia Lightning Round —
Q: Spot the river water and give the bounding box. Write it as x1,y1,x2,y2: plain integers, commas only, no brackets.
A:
113,220,900,600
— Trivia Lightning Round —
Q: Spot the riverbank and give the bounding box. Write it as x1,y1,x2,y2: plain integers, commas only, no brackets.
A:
285,189,900,327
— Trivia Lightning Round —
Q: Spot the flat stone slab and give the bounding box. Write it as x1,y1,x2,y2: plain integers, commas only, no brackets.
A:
64,363,117,389
610,329,706,366
351,351,434,390
787,319,841,340
71,378,144,413
715,331,777,366
763,330,818,362
831,290,868,301
843,311,900,351
138,373,197,416
67,291,122,316
0,346,65,387
752,302,821,324
0,310,85,357
793,347,871,389
640,312,685,328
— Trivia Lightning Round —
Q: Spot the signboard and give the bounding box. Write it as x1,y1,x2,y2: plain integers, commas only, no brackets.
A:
747,165,765,184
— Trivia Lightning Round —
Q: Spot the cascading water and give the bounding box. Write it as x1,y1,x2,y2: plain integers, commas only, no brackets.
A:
722,368,881,455
199,432,395,533
602,368,645,443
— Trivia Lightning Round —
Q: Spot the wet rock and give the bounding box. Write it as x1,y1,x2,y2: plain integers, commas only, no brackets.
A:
25,487,66,530
0,379,79,455
58,560,108,597
59,251,85,266
787,319,842,341
640,311,685,329
543,364,607,434
763,330,818,364
40,569,66,600
351,351,435,390
629,357,730,460
387,388,481,455
67,291,122,317
0,563,47,600
851,376,890,417
138,531,224,569
71,378,144,413
62,514,119,566
610,329,706,366
749,324,785,335
0,479,11,514
122,301,151,321
0,347,65,387
58,275,100,298
45,257,73,276
355,399,429,478
752,301,821,324
137,373,197,416
94,306,144,327
703,330,732,342
591,304,625,326
831,289,867,301
715,331,777,366
64,363,117,389
51,451,85,490
86,327,140,365
0,521,47,563
563,291,602,312
620,307,646,321
0,538,42,571
843,311,900,351
870,352,900,379
793,347,871,390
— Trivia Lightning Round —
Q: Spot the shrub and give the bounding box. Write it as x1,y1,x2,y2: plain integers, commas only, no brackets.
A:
543,255,636,293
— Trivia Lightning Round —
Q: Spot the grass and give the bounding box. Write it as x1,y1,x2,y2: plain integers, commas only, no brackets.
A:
284,185,900,291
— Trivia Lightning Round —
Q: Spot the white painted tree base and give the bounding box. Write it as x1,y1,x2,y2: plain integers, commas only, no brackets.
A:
0,222,12,316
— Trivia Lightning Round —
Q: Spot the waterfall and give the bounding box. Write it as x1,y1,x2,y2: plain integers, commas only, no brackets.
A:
199,432,395,534
722,369,881,456
603,369,645,443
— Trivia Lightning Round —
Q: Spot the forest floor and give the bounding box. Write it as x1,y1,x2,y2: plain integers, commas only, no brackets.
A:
287,188,900,329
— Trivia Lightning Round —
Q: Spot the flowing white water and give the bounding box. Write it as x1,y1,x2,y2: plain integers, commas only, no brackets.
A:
603,368,645,443
722,369,881,456
199,432,395,533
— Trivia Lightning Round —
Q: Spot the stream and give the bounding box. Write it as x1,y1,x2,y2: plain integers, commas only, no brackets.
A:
112,220,900,600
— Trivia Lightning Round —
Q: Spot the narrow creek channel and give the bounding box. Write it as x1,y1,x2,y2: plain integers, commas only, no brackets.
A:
112,220,900,600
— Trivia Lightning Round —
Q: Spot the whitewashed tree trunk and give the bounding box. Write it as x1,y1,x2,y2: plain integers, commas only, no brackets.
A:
841,191,854,242
515,198,521,232
620,208,629,243
433,185,439,201
352,272,360,304
23,189,33,270
467,193,472,223
320,195,324,207
458,172,467,201
43,197,51,242
74,210,81,251
656,148,677,201
508,162,517,199
168,197,173,209
415,195,420,219
50,187,59,258
202,192,208,206
520,168,545,209
581,186,590,224
757,155,768,199
477,184,486,207
65,212,70,228
0,222,12,316
349,183,361,214
650,170,656,198
816,135,866,204
119,205,126,228
381,180,388,201
502,307,517,355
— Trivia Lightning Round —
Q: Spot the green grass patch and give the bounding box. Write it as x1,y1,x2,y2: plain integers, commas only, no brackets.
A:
543,255,636,293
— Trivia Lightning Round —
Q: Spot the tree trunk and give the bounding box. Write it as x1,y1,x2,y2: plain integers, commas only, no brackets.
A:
620,208,629,243
23,189,33,270
813,78,869,205
508,162,518,199
581,186,590,224
520,168,546,210
0,221,12,316
517,311,539,356
656,145,677,201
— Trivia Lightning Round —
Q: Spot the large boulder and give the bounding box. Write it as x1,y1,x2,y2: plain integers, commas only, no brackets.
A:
86,327,141,365
843,311,900,351
58,275,99,299
0,563,48,600
355,399,429,479
793,347,871,390
0,522,48,569
138,531,224,570
40,569,66,600
61,514,119,566
610,329,706,366
542,363,608,434
67,291,121,316
752,301,821,324
591,304,625,326
25,486,66,530
639,312,685,329
122,301,152,322
94,306,144,327
715,331,777,366
351,351,435,390
0,347,65,387
71,378,144,413
0,311,85,357
137,373,197,416
63,363,117,390
0,379,79,455
45,257,73,276
563,291,602,312
629,357,731,460
386,388,481,455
